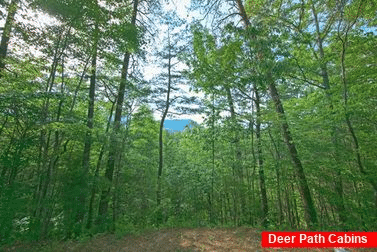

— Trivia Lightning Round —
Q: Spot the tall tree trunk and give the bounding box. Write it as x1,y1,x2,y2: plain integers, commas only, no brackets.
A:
338,22,377,212
292,184,301,228
310,0,330,90
286,185,294,228
76,21,99,231
156,28,172,224
310,0,347,224
249,112,257,226
32,27,70,238
225,87,242,177
0,0,18,77
40,57,67,238
234,0,317,227
70,56,91,112
225,86,245,222
268,74,317,227
87,102,115,229
210,93,215,223
254,87,268,227
82,23,99,177
268,127,283,225
97,0,139,223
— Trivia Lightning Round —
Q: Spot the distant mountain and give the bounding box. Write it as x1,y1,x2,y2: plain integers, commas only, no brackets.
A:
164,119,194,131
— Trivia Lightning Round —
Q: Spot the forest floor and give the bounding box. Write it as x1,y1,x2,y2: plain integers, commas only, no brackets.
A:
2,227,375,252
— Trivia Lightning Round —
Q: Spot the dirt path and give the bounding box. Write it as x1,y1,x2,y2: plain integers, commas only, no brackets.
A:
3,228,375,252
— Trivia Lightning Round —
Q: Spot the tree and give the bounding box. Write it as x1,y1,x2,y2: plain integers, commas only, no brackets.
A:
77,0,101,234
97,0,140,226
240,0,318,227
150,10,189,223
0,0,19,77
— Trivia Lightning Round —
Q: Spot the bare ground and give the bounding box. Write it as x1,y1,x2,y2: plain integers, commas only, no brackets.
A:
2,228,375,252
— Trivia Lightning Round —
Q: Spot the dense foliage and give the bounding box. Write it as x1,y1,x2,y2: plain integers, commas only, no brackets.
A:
0,0,376,245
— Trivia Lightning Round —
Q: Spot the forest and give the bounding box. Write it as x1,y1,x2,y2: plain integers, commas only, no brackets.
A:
0,0,377,250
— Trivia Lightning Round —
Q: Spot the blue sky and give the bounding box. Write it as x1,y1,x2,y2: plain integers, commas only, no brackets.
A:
164,119,192,131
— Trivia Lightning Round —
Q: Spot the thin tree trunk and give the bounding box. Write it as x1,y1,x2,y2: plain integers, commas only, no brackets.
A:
32,27,68,237
254,88,268,227
338,23,377,211
39,58,67,237
157,29,172,211
310,0,330,90
70,56,91,112
0,0,18,77
97,0,139,223
82,31,98,175
268,75,317,227
285,184,294,228
268,127,283,225
87,102,115,229
310,1,347,224
210,93,215,224
250,173,255,225
234,0,317,227
225,87,245,222
40,84,66,238
249,105,257,226
155,25,176,226
77,22,99,229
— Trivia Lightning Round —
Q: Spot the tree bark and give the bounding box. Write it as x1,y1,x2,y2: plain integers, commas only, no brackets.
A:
0,0,19,77
268,127,283,225
156,27,173,225
32,27,70,238
267,73,317,227
255,88,268,227
338,22,377,212
234,0,317,227
97,0,139,223
82,23,99,176
210,94,215,224
87,102,114,229
310,1,347,224
77,21,99,230
225,87,246,222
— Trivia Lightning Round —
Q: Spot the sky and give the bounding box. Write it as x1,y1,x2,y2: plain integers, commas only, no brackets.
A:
164,119,193,131
143,0,193,81
144,0,207,125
